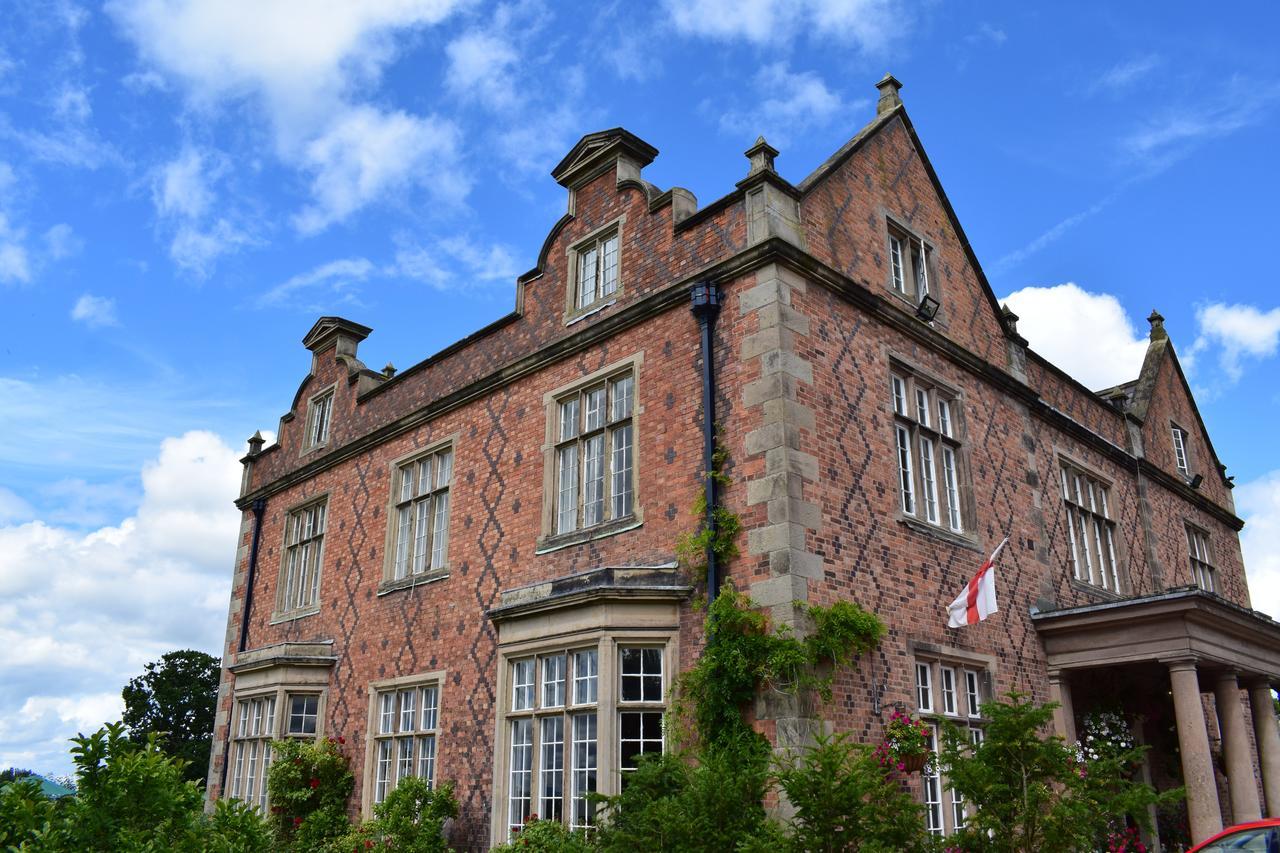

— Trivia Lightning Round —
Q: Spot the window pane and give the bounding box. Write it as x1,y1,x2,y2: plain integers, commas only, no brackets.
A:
942,447,962,532
430,492,449,570
920,439,939,524
965,670,981,717
375,740,392,803
571,713,597,829
610,375,634,421
941,667,957,715
916,663,933,712
916,388,930,426
395,505,412,579
896,426,915,515
417,735,436,788
380,693,395,734
421,686,439,731
620,711,663,771
611,424,634,519
396,736,414,784
577,246,598,310
556,445,578,534
399,690,416,732
509,719,532,832
889,237,905,292
412,498,431,574
539,716,565,822
399,464,415,502
559,398,579,442
938,399,952,437
600,235,619,297
542,654,566,708
574,650,598,705
923,726,942,834
512,659,535,712
582,434,605,527
416,457,432,497
619,647,664,703
585,386,606,432
435,450,452,489
891,375,907,416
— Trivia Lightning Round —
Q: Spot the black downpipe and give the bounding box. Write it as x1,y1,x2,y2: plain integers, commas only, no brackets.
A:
238,498,267,653
220,498,266,797
691,281,723,603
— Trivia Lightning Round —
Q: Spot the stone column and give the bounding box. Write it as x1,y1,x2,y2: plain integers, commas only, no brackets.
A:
1248,679,1280,817
1168,659,1222,842
1047,670,1077,744
1215,671,1262,822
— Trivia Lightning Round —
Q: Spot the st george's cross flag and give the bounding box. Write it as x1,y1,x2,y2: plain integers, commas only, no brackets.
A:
947,537,1009,628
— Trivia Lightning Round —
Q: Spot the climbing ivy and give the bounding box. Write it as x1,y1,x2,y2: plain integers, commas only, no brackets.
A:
676,434,741,588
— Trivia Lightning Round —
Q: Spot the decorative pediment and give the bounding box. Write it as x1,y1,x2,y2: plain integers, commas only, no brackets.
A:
551,128,658,190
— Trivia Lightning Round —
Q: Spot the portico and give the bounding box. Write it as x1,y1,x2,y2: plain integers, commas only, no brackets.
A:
1033,589,1280,846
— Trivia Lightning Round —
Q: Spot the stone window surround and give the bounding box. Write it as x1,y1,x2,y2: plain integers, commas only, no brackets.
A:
536,353,645,554
887,353,976,546
378,434,460,596
1055,448,1130,598
908,642,998,838
881,210,942,318
302,382,337,455
488,586,682,847
359,668,447,819
564,214,627,326
226,659,331,811
270,492,330,624
1186,522,1216,593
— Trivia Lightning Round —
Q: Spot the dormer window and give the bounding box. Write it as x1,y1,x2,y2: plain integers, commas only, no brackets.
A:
307,388,334,449
887,221,934,308
567,221,624,322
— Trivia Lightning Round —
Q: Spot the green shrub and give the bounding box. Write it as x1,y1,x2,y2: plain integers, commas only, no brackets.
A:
266,735,355,851
492,816,594,852
937,693,1173,853
771,733,932,853
335,777,458,853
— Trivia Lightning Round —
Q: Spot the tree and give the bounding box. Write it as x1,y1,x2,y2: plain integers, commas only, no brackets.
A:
938,692,1172,853
0,768,34,785
121,649,221,783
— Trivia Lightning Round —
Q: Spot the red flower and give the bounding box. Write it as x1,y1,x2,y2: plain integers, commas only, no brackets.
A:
338,736,346,744
364,841,374,849
310,778,321,788
293,816,302,827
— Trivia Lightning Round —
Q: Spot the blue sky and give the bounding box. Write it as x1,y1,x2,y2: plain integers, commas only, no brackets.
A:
3,0,1280,776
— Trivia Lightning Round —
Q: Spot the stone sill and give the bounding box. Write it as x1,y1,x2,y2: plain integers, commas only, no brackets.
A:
377,570,450,597
896,516,981,552
536,516,642,555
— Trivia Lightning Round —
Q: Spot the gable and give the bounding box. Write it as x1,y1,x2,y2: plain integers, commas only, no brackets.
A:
798,109,1013,369
1139,342,1231,505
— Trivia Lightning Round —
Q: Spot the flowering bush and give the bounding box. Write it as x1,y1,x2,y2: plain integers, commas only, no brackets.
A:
266,735,355,851
874,709,932,772
491,816,593,852
1105,824,1148,853
334,777,458,853
1080,711,1135,762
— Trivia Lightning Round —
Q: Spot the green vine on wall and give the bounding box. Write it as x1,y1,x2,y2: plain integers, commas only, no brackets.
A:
670,433,886,757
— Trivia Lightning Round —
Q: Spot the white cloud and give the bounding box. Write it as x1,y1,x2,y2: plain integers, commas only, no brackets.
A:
52,84,92,123
1092,54,1161,94
445,30,518,109
720,62,849,146
259,257,376,307
393,235,519,291
169,220,252,278
1239,470,1280,620
0,487,33,523
154,147,214,219
665,0,904,50
43,223,81,260
294,106,466,234
1122,78,1280,175
1185,302,1280,382
0,213,31,285
990,192,1120,275
70,294,120,328
0,431,241,774
1001,282,1150,390
110,1,476,233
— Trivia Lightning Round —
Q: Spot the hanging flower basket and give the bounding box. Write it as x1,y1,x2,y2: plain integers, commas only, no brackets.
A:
876,708,933,774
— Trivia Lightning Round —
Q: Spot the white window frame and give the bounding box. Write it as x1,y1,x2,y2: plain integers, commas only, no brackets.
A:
230,686,325,813
275,497,328,619
1171,424,1190,476
1060,461,1122,593
565,219,625,322
891,368,967,533
1187,524,1215,593
914,656,991,837
494,634,672,841
306,386,335,450
362,672,444,815
385,441,455,587
886,220,936,306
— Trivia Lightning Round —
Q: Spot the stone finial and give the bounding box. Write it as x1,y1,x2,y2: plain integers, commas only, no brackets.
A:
876,73,903,115
383,362,397,379
1148,309,1167,341
1001,303,1020,335
247,431,265,456
744,136,779,175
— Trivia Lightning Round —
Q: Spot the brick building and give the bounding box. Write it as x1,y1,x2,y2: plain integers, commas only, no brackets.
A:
206,76,1280,849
